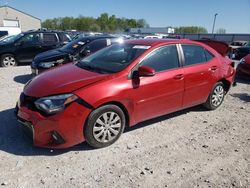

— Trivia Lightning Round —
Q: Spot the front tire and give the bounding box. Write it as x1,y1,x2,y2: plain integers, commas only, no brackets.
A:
0,54,17,67
203,82,225,110
84,105,126,148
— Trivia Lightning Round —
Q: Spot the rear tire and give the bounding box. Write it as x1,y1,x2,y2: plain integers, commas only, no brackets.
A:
84,105,126,148
203,82,225,110
0,54,17,67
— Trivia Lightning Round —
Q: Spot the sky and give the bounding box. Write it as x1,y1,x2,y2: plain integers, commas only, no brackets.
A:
1,0,250,33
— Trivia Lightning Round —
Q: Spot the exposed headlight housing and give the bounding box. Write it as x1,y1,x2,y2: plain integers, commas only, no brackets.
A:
34,94,78,114
39,59,64,69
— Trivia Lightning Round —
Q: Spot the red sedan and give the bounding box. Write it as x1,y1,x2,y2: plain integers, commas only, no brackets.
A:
16,39,235,149
236,54,250,78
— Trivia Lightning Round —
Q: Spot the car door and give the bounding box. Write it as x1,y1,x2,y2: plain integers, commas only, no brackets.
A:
181,44,218,108
14,33,43,63
132,44,184,122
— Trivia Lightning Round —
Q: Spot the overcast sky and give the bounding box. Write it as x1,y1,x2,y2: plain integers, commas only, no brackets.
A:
1,0,250,33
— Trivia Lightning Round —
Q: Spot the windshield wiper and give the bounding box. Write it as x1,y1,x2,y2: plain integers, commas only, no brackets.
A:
76,62,109,74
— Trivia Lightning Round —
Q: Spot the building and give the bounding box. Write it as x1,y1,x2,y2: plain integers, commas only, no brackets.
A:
0,5,41,32
127,27,175,34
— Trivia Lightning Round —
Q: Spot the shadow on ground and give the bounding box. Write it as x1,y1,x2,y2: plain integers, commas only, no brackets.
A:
13,74,32,84
230,93,250,103
125,105,206,133
235,77,250,85
0,105,206,156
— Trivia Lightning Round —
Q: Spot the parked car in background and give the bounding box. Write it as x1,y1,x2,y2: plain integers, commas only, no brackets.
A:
0,30,71,67
230,41,248,50
232,41,250,60
236,54,250,79
31,36,123,75
0,26,21,37
16,39,235,149
144,35,162,39
229,41,248,59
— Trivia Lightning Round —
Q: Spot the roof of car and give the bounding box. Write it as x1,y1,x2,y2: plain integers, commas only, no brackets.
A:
77,35,116,40
22,29,66,35
126,39,183,46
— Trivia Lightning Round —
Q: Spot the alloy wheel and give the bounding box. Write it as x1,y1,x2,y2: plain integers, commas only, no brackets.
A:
93,112,122,143
2,56,16,67
211,85,224,107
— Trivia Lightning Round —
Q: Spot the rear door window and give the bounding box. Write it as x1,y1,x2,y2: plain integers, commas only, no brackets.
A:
182,45,207,66
204,49,215,61
42,33,58,43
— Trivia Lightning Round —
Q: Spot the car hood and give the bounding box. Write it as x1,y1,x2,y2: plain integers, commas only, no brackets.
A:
0,41,12,47
24,63,109,97
33,49,69,63
196,39,229,56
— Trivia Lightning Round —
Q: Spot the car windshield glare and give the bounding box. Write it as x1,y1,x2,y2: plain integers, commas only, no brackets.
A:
77,43,150,73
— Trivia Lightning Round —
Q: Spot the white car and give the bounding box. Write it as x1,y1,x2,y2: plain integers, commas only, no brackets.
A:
144,35,162,39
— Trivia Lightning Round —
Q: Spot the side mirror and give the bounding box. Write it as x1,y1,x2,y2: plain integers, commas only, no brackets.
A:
138,66,155,77
80,49,91,57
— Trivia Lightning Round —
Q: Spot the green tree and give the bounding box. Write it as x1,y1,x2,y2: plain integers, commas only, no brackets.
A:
42,13,149,32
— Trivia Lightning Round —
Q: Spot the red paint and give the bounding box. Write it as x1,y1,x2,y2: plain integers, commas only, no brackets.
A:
17,39,236,148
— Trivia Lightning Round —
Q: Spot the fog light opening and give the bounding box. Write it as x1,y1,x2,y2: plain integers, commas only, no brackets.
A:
51,131,65,145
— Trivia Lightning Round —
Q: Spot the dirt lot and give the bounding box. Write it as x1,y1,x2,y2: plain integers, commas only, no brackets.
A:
0,66,249,188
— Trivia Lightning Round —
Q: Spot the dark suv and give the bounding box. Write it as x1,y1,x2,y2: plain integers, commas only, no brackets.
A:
233,42,250,60
0,30,71,67
31,36,122,75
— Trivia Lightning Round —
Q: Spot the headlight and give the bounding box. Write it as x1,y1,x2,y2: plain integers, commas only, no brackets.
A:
39,62,55,68
39,59,64,68
34,94,78,114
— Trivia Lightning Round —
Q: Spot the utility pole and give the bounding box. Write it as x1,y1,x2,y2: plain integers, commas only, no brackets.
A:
212,13,218,34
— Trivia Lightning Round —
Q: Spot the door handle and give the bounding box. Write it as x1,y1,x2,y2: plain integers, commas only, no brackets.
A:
209,66,218,71
173,74,184,80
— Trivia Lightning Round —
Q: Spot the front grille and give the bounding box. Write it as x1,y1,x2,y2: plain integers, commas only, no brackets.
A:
20,92,37,111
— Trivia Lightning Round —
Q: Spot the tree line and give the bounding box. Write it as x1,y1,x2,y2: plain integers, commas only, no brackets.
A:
42,13,222,34
42,13,148,32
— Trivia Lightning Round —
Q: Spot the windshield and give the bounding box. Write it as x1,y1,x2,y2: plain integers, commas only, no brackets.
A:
0,33,23,43
60,38,87,53
76,43,150,74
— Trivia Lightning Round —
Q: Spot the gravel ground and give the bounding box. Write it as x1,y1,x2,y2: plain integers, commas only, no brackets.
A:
0,66,249,188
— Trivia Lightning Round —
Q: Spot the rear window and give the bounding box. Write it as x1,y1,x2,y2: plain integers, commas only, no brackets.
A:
58,33,71,43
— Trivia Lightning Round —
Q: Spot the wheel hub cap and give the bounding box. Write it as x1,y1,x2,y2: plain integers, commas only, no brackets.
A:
93,112,121,143
211,85,224,107
3,56,15,66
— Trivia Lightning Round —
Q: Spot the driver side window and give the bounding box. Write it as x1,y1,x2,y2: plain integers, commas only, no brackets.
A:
140,45,180,72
